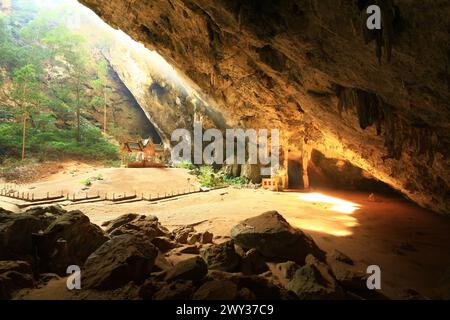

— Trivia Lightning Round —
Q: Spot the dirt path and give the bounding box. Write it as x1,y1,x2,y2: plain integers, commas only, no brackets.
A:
2,162,450,299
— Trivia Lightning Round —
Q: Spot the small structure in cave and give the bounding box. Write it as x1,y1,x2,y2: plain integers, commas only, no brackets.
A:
120,137,166,168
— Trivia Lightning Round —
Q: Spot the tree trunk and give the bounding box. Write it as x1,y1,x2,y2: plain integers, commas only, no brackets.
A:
21,112,27,161
76,80,81,142
103,87,107,134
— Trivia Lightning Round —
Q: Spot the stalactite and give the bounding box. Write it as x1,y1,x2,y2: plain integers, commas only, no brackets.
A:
336,85,383,133
336,85,408,160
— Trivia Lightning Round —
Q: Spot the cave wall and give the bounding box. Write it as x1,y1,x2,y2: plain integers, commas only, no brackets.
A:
79,0,450,214
101,34,223,146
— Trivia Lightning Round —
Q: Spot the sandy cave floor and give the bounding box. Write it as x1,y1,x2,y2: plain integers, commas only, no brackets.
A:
1,162,450,299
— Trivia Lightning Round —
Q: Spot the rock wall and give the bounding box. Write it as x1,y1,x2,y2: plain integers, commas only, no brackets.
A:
102,36,226,146
80,0,450,214
84,55,163,143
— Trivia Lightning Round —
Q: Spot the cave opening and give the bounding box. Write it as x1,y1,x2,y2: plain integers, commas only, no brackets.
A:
307,149,400,196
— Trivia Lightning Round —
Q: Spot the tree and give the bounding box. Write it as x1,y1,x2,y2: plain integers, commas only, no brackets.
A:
10,64,41,160
42,26,90,142
92,59,111,134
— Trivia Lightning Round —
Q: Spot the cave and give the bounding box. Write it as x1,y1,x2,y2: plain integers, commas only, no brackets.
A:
0,0,449,305
287,156,304,189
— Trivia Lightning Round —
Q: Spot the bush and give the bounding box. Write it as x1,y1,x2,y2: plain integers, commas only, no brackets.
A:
175,160,196,170
197,165,222,188
223,175,249,186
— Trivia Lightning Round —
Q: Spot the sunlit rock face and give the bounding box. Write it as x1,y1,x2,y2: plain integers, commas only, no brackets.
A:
102,40,221,146
80,0,450,214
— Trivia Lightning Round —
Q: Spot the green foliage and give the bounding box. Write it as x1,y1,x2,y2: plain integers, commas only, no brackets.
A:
197,165,222,188
80,178,92,186
176,160,196,170
0,5,119,163
223,175,250,186
81,173,104,186
0,121,119,161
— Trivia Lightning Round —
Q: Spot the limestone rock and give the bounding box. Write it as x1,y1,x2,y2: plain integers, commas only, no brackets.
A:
152,237,179,253
178,245,200,255
153,280,195,300
0,261,34,299
274,261,300,281
206,270,297,300
172,226,195,244
83,234,158,290
138,279,165,300
153,253,173,272
187,233,201,245
231,211,325,264
102,213,143,233
164,256,207,283
287,255,345,300
240,248,269,275
193,280,238,300
200,231,214,244
108,216,169,240
200,240,240,272
36,210,108,273
0,260,33,275
0,207,63,261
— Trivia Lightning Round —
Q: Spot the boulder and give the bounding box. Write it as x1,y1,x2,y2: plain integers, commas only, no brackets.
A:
83,234,158,290
153,280,195,300
0,207,63,261
36,210,108,274
172,226,195,244
200,240,240,272
0,260,33,275
25,205,67,218
102,213,143,233
287,255,345,300
231,211,325,264
193,280,238,300
152,237,179,252
139,279,165,299
201,231,214,244
187,233,201,245
165,256,207,283
109,216,169,240
207,270,296,300
240,248,269,275
274,261,300,281
0,261,34,299
153,253,173,272
187,231,214,245
178,245,200,255
326,250,366,291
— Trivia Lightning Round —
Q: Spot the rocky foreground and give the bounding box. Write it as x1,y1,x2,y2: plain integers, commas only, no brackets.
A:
1,205,381,300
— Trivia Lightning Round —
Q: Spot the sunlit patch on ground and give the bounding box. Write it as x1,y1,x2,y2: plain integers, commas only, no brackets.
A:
297,192,361,214
286,192,362,237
